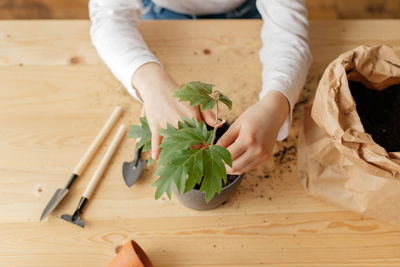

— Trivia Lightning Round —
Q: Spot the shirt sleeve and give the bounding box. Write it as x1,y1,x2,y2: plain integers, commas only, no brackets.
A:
256,0,312,140
89,0,160,101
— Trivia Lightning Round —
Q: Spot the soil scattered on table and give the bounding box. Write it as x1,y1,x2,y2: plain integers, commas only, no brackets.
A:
273,145,296,165
349,81,400,152
220,73,325,205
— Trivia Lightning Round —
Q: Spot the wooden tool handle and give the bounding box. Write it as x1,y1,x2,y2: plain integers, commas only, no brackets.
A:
73,106,122,175
83,124,126,199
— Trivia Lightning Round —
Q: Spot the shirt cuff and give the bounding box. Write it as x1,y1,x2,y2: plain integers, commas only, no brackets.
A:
259,81,295,141
121,56,161,103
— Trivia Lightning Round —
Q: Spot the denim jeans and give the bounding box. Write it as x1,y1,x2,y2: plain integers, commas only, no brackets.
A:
141,0,261,20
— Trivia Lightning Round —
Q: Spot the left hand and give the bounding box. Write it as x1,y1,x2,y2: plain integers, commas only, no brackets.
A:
216,91,289,175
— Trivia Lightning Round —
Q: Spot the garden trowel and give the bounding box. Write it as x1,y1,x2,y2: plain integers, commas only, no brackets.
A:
122,107,146,187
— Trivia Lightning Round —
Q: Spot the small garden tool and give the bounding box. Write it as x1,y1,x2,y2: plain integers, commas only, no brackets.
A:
40,106,122,221
61,124,126,228
122,107,147,187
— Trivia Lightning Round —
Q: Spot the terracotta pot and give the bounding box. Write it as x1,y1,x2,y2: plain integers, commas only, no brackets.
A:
173,173,244,210
108,240,152,267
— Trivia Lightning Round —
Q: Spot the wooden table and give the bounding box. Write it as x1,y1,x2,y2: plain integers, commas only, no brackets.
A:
1,20,400,266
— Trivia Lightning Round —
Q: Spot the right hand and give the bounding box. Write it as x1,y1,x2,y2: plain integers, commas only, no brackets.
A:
132,63,217,160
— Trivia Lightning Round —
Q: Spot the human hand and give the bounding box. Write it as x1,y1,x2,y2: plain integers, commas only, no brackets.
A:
216,91,289,174
132,63,217,160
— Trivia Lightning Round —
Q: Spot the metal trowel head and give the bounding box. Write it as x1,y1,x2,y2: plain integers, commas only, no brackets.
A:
40,188,68,221
123,146,146,187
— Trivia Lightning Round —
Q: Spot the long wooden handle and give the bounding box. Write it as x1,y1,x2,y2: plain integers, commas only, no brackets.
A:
73,106,122,175
83,124,126,199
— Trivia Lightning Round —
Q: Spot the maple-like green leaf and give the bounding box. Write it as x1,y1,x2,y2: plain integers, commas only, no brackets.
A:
154,144,232,201
157,118,209,166
160,130,199,152
160,117,208,141
172,81,216,111
178,116,199,130
153,159,187,199
157,133,206,165
171,149,204,193
127,117,151,151
158,123,177,138
154,116,233,202
172,81,233,111
178,117,211,142
218,93,232,110
157,147,177,166
160,119,211,152
153,149,204,198
210,145,232,168
199,145,232,203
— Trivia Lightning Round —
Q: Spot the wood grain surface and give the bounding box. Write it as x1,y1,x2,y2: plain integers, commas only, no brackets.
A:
0,20,400,266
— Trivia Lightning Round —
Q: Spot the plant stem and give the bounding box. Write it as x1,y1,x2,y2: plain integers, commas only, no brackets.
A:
210,101,219,145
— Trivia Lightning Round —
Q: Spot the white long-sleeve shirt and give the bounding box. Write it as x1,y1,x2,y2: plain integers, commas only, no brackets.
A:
89,0,312,140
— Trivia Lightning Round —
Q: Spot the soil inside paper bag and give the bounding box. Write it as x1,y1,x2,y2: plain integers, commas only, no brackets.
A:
349,81,400,152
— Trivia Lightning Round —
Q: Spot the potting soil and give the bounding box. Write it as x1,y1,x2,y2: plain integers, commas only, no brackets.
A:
349,81,400,152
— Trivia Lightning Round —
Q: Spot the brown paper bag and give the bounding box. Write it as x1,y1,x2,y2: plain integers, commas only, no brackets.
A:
298,45,400,224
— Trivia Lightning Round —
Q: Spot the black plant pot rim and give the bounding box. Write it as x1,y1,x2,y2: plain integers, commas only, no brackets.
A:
188,173,243,194
221,174,243,190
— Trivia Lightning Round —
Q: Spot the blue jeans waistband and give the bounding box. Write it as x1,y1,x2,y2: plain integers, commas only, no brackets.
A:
141,0,261,20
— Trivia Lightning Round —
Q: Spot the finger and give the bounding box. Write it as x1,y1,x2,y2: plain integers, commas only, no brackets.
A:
227,150,262,175
151,132,162,160
226,139,247,161
216,122,240,148
226,166,242,176
226,151,252,174
235,156,267,174
201,109,217,127
192,106,203,122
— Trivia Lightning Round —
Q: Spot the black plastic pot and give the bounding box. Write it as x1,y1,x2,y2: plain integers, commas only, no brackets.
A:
173,173,244,210
173,123,244,210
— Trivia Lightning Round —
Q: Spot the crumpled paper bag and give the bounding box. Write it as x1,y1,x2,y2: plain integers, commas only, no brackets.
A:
298,45,400,224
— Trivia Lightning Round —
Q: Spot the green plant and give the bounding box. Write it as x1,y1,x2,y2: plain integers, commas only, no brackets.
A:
127,81,233,203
